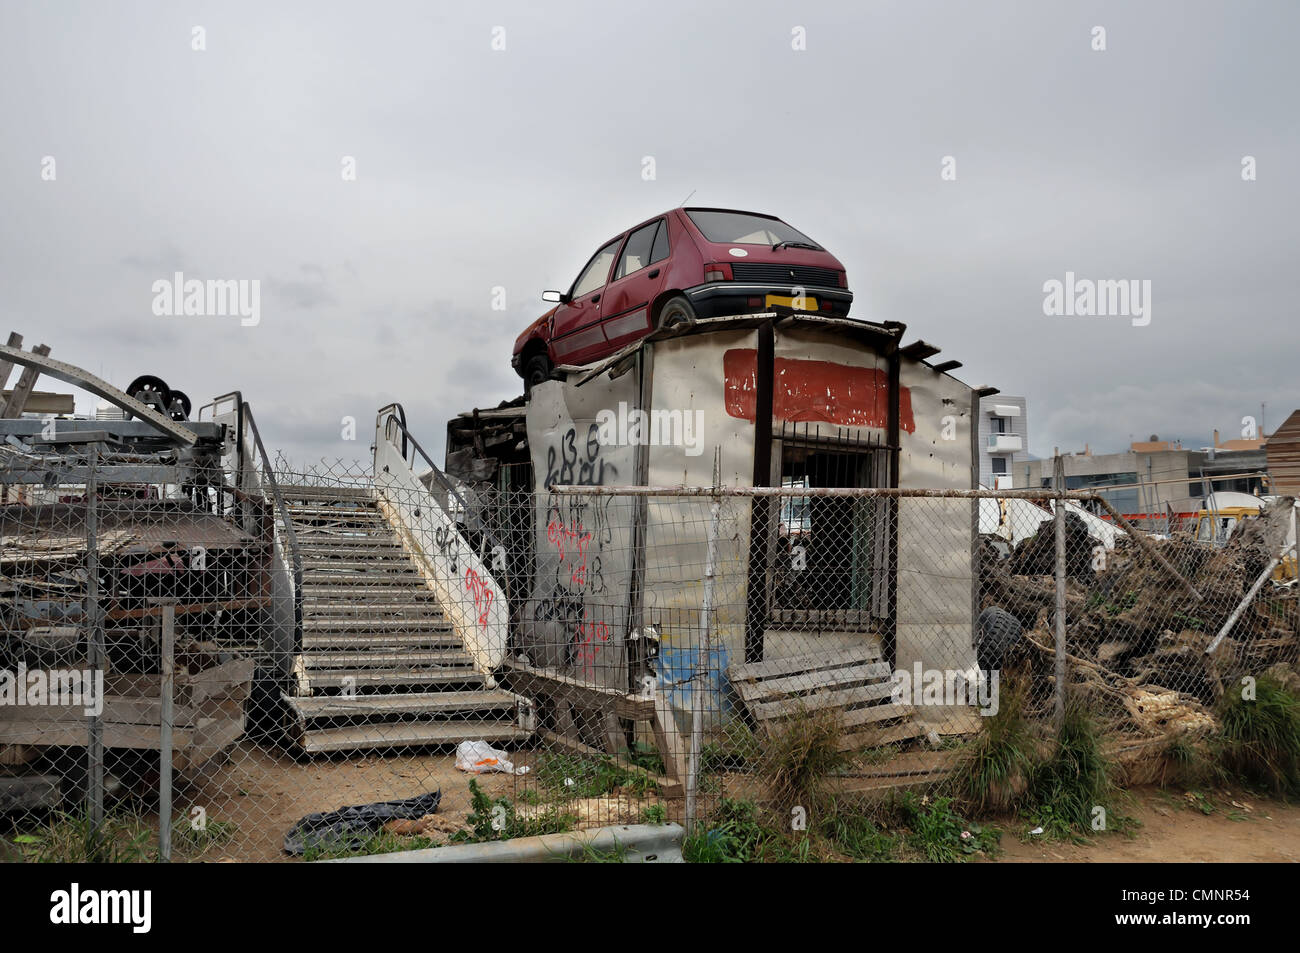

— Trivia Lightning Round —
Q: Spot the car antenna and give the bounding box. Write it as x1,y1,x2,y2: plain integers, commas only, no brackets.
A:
679,189,696,207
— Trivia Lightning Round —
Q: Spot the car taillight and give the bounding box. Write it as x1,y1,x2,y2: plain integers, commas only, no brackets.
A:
704,263,732,282
837,271,848,288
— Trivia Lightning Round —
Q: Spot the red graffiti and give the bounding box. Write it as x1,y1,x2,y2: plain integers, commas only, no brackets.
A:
464,567,493,628
547,518,593,587
722,348,915,433
574,608,610,676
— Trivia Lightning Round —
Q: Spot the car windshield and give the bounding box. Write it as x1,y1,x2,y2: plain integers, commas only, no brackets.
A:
686,210,821,248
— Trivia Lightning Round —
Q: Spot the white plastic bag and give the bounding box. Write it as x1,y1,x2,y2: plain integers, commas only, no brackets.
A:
455,740,530,775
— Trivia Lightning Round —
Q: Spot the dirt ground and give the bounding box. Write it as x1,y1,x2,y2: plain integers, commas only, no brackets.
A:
176,742,533,862
991,787,1300,863
163,747,1300,862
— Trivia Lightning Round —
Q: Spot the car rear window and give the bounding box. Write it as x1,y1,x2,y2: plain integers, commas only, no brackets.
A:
685,210,820,248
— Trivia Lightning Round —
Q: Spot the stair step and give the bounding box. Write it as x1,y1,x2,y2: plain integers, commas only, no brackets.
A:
303,587,440,602
302,633,462,650
303,616,449,631
297,539,405,550
279,485,375,502
286,689,518,720
301,669,485,690
302,559,415,572
302,572,427,585
301,650,474,668
297,719,529,754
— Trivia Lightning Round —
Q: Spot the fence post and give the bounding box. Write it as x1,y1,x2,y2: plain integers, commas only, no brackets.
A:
686,453,723,833
85,444,105,833
1053,452,1066,728
159,602,175,862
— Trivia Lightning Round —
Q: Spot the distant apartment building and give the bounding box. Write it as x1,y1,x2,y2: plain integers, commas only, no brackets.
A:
978,395,1029,489
1013,432,1269,515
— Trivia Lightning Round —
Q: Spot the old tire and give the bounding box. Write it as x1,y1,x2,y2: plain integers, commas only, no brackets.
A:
657,295,695,329
523,353,552,396
976,605,1024,673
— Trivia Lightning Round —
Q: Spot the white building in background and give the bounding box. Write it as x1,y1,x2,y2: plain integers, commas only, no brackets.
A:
978,395,1029,488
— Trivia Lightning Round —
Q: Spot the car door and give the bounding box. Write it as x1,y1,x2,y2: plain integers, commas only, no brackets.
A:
550,237,622,365
601,218,670,350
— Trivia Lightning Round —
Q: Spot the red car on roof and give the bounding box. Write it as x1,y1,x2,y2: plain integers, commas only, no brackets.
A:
512,207,852,390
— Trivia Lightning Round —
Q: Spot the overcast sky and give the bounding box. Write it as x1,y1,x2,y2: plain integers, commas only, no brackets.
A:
2,0,1296,469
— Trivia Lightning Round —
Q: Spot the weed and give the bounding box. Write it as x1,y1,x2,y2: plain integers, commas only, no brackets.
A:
1215,676,1300,796
171,816,237,855
450,778,576,844
13,810,154,863
818,798,898,862
896,793,998,862
641,803,667,825
755,707,851,816
954,676,1039,813
1027,704,1131,840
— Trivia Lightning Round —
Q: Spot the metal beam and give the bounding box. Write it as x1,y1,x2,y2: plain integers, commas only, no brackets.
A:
0,345,196,445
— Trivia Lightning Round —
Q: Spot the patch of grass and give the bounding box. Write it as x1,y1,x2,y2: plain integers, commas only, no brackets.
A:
755,707,852,816
566,837,628,863
896,793,998,862
449,778,576,844
954,676,1039,814
12,810,154,863
301,828,438,861
171,816,237,855
1215,676,1300,796
1027,703,1131,840
534,751,659,800
818,798,899,862
682,798,772,863
641,803,667,825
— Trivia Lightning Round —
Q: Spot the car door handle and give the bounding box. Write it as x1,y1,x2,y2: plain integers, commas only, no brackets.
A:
591,294,601,303
648,268,660,279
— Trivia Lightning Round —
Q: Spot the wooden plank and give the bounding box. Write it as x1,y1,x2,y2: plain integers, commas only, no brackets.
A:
0,721,194,749
0,391,74,415
749,680,897,722
0,332,23,392
838,702,916,730
839,719,926,751
1,344,50,418
727,645,881,683
732,662,892,705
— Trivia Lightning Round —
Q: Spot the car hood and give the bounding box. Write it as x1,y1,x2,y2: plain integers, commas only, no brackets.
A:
513,306,558,354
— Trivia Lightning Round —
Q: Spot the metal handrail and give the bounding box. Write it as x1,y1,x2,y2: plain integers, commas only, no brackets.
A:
242,401,304,654
377,402,509,575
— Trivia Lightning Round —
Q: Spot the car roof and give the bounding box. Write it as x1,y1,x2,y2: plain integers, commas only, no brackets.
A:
681,207,782,221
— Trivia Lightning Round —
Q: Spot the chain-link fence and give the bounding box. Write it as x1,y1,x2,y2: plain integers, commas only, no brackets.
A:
3,448,1298,861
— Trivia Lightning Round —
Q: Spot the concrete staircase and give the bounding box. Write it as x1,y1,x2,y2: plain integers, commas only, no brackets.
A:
277,485,529,754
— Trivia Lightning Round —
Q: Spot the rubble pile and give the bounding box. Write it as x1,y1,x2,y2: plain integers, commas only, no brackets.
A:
979,498,1300,731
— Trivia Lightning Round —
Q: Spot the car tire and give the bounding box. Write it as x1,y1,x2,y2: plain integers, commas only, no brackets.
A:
656,295,695,330
523,353,552,396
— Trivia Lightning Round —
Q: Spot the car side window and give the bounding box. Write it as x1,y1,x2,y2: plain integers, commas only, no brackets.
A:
615,222,660,280
571,239,622,299
649,219,670,264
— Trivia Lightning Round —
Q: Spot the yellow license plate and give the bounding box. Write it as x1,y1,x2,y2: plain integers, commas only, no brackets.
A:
765,294,817,311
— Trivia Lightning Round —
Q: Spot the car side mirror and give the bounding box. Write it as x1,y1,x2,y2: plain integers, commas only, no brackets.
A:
542,290,568,304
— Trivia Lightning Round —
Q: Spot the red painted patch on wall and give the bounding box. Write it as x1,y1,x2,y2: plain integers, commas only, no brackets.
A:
722,349,915,433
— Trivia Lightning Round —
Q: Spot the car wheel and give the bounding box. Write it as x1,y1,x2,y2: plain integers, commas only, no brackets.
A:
523,353,552,395
656,295,695,330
